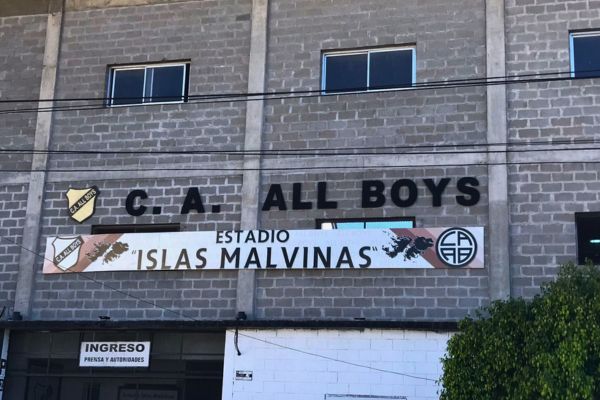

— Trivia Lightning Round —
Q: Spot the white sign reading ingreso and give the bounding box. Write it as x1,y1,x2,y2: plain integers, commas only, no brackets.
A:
79,342,151,367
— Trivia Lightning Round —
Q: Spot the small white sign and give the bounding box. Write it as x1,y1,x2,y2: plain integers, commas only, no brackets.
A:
79,341,150,367
235,370,253,381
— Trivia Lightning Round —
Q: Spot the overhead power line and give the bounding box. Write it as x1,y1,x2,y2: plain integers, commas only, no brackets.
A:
0,68,598,115
0,68,573,104
0,68,596,105
0,138,598,157
232,330,437,382
0,158,599,174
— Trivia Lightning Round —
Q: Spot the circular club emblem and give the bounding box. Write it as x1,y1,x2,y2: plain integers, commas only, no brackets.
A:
436,228,478,268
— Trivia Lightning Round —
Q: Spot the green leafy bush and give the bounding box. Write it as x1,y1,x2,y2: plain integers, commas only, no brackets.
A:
439,263,600,400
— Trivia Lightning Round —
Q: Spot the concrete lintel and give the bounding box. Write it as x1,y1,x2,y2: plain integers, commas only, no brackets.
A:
0,173,30,186
46,161,244,183
237,0,269,319
13,10,63,317
66,0,200,12
486,0,510,301
0,0,50,17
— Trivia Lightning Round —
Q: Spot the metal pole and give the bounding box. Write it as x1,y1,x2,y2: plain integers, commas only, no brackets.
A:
0,329,10,400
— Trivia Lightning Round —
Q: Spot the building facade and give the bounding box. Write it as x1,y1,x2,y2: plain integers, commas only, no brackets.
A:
0,0,599,399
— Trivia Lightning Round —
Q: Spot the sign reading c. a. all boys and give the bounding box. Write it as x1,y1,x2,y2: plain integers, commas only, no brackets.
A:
79,342,150,368
43,227,484,274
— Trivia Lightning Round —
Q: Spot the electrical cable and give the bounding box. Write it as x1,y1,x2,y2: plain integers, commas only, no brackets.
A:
0,158,598,174
0,234,437,382
0,67,597,105
0,68,598,115
0,235,199,322
0,137,598,157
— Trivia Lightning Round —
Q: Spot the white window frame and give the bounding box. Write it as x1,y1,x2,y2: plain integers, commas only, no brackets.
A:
317,217,415,230
108,62,189,107
321,46,416,93
569,31,600,78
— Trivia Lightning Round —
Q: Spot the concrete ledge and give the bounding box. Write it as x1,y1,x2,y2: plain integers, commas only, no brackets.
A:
0,0,50,17
66,0,199,12
0,319,459,332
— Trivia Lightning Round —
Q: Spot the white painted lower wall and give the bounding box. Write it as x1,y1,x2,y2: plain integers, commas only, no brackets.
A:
222,329,451,400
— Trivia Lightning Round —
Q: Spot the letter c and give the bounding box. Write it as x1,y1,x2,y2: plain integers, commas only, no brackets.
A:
126,190,148,216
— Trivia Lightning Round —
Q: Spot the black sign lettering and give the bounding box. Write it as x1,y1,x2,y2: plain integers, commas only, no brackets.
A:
262,184,287,211
181,187,205,214
391,179,418,207
423,178,451,207
292,183,312,210
456,177,480,206
317,181,338,209
362,180,386,208
125,190,148,216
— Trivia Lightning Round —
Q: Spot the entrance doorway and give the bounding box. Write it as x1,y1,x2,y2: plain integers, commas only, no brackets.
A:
4,331,224,400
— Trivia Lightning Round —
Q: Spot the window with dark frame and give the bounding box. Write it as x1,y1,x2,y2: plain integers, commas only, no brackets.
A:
570,32,600,78
108,62,190,106
317,217,415,230
575,213,600,264
322,47,415,93
91,223,181,235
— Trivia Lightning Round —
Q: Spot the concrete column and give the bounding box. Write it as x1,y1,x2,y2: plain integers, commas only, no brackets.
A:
236,0,269,318
486,0,511,300
13,1,64,317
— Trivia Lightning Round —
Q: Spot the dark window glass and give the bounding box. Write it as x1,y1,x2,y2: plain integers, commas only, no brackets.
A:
370,50,413,89
324,53,368,92
110,63,188,106
91,223,181,234
576,213,600,264
112,69,144,105
573,34,600,78
149,65,186,103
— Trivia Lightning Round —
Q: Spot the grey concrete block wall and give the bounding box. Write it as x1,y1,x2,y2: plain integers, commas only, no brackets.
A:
5,0,599,322
505,0,600,298
509,163,600,298
505,0,600,141
31,176,242,320
0,14,47,171
0,184,28,314
49,0,251,170
256,168,489,320
264,0,487,151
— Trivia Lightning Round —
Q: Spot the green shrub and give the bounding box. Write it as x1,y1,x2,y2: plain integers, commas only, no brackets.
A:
439,263,600,400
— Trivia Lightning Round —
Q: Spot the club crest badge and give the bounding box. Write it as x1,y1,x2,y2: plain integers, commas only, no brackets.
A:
52,236,84,271
65,186,100,223
436,227,478,268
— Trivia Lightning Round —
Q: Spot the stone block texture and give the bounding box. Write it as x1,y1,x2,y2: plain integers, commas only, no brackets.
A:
49,0,251,170
509,162,600,298
0,184,28,314
0,14,46,171
256,168,489,321
506,0,600,141
223,329,449,400
506,0,600,298
31,176,242,320
264,0,487,152
5,0,599,323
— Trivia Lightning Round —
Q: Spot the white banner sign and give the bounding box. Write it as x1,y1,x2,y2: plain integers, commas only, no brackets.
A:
79,342,151,367
44,227,484,274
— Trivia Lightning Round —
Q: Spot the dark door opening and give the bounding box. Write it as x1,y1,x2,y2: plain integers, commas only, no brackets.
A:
4,331,225,400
